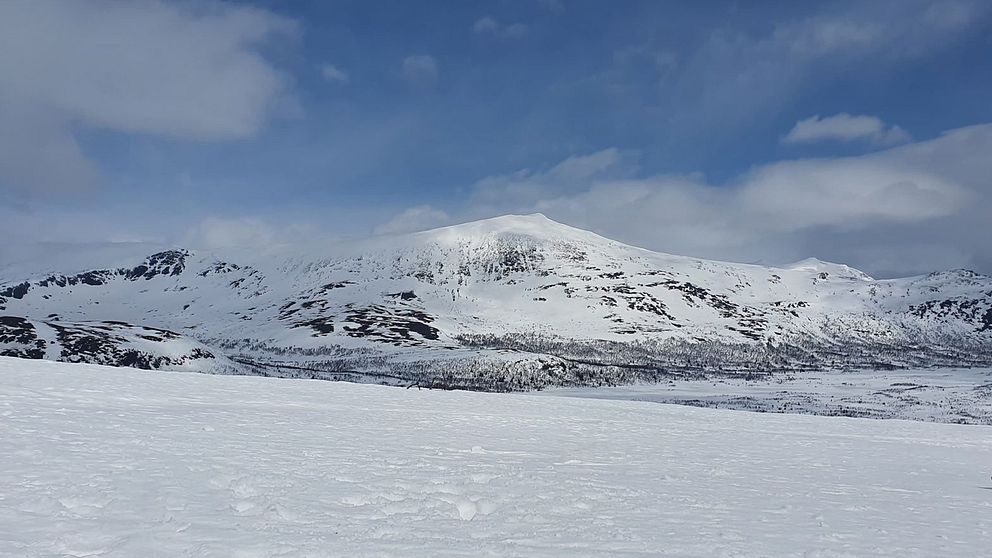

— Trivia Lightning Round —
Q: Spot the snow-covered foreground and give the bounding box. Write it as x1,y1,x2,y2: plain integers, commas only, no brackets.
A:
2,357,991,557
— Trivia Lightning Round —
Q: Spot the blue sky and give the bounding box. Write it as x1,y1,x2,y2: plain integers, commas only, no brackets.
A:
1,0,991,276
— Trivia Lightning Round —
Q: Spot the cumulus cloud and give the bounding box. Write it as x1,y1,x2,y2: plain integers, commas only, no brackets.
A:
402,55,439,90
472,16,528,38
783,113,911,145
379,124,992,276
0,0,295,194
320,64,349,84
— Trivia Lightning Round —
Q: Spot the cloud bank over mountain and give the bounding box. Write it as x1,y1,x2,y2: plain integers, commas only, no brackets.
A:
380,124,992,276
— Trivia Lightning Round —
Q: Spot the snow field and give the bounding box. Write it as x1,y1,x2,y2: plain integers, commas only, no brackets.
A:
542,368,992,424
1,356,991,557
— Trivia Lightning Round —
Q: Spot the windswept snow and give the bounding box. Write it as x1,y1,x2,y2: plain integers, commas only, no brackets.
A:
1,357,991,557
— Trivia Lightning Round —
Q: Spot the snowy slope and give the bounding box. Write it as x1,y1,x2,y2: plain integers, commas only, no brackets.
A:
1,214,990,388
0,315,234,372
1,357,991,557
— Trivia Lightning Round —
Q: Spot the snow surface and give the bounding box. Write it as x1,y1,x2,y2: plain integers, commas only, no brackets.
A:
541,368,992,424
2,357,991,557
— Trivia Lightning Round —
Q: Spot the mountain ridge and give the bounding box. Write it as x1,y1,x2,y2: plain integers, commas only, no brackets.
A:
2,214,990,389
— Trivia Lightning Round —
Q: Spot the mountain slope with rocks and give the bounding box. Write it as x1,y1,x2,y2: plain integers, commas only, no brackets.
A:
2,214,990,389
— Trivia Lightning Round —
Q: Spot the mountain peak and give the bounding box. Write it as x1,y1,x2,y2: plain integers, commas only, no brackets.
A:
448,213,560,229
416,213,604,243
785,257,873,281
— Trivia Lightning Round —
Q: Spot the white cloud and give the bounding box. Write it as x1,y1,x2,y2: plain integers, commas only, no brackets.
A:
402,55,439,89
0,101,101,195
0,0,295,194
503,23,529,38
472,16,527,38
472,148,637,207
783,113,911,145
0,206,163,250
375,206,452,235
0,206,356,261
183,217,319,251
473,16,500,34
184,217,278,250
735,159,962,231
320,64,349,84
380,124,992,276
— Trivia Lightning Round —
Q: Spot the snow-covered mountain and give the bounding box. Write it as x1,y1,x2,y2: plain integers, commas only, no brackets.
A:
2,214,990,388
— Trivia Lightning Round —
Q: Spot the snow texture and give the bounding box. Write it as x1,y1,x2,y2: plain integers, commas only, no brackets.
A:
2,356,991,557
543,368,992,424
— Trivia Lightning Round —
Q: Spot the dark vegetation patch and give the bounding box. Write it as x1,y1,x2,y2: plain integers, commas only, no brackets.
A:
0,282,30,300
295,317,336,336
198,262,241,276
770,300,810,318
0,316,46,359
48,320,212,370
320,281,354,293
641,279,768,340
910,296,992,332
342,305,440,345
